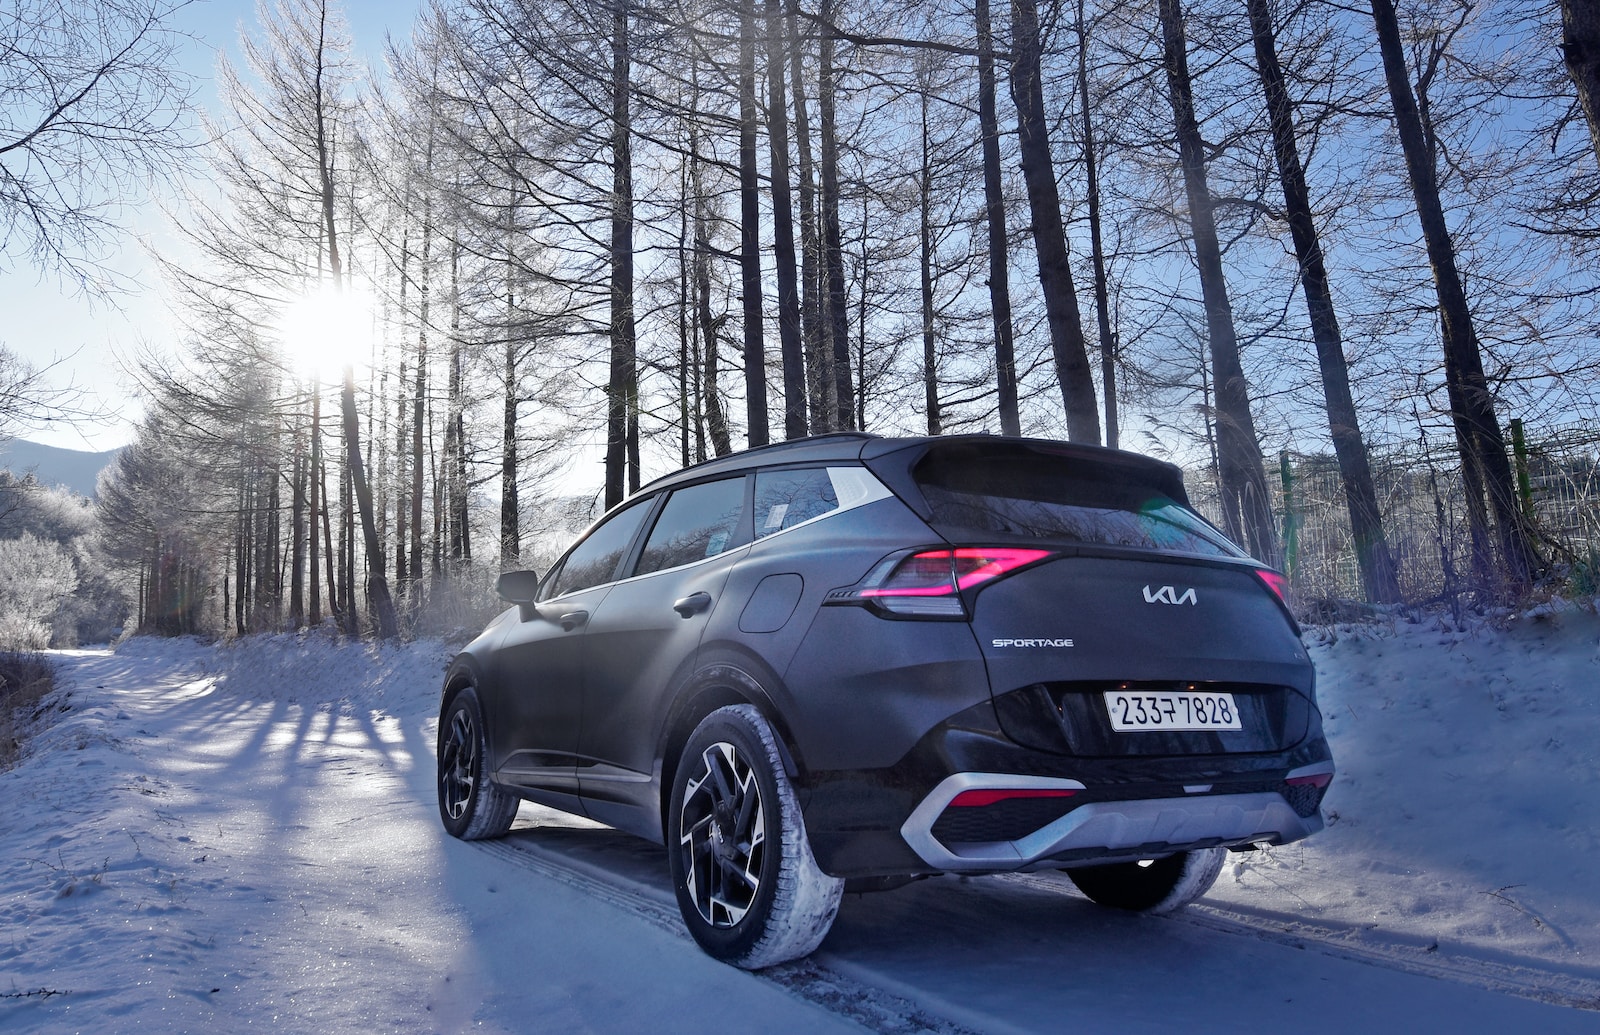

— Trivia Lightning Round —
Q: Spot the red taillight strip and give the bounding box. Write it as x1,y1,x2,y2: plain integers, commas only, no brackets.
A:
858,547,1053,598
949,788,1078,808
1255,569,1290,606
951,548,1053,590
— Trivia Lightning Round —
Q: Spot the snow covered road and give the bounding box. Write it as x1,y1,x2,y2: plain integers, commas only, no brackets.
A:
3,614,1598,1032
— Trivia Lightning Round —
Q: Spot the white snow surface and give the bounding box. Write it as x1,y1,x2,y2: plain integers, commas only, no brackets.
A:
2,604,1598,1033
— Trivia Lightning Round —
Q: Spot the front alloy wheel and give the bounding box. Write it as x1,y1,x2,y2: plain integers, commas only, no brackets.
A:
436,686,518,840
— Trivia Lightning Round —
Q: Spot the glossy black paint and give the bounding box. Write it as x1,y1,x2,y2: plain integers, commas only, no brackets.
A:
439,433,1332,880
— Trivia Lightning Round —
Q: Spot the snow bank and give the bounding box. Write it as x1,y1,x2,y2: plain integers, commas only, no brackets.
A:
1209,602,1600,980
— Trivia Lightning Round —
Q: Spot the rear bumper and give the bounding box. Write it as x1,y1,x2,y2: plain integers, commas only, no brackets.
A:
798,700,1333,879
898,771,1326,872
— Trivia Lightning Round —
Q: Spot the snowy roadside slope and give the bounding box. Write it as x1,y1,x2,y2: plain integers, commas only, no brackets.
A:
1202,603,1600,991
0,636,862,1034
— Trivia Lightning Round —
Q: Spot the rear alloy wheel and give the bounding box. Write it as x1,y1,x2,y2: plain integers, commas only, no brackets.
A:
437,687,519,840
1066,847,1225,914
668,704,843,968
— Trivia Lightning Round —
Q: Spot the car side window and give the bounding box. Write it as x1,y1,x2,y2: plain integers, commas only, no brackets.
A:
543,498,653,599
754,467,839,538
634,477,747,576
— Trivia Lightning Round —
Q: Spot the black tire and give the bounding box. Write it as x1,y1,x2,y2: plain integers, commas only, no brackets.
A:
667,704,843,969
437,686,519,840
1066,847,1225,914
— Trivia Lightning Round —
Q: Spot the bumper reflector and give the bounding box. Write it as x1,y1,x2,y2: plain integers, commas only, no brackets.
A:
948,788,1077,808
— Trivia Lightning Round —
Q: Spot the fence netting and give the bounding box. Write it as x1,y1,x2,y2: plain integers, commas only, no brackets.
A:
1182,419,1600,602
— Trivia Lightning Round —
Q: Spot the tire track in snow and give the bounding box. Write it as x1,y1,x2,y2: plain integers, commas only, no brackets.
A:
473,837,982,1035
480,833,1600,1022
1179,901,1600,1013
998,871,1600,1013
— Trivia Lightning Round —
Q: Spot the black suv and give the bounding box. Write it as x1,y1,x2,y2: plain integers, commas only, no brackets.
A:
436,434,1333,967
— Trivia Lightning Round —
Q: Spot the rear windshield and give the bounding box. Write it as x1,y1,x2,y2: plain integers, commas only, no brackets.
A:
914,451,1243,557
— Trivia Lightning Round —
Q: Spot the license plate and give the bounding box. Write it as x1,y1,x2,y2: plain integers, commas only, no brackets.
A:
1104,690,1242,732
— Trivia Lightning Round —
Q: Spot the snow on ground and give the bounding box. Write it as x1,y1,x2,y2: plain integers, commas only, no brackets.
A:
1206,602,1600,977
1,603,1597,1033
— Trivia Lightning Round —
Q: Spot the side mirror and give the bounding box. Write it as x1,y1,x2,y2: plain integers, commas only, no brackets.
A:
496,569,542,605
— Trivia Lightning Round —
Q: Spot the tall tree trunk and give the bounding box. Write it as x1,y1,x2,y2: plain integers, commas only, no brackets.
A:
1158,0,1278,563
289,416,306,628
788,0,832,432
819,0,854,428
445,239,469,565
309,390,323,626
411,225,428,591
976,0,1021,436
1010,0,1101,444
501,334,520,562
395,358,409,587
1076,0,1118,449
766,0,808,439
739,0,770,448
919,85,941,435
1369,0,1534,588
1563,0,1600,173
319,457,339,631
342,367,397,637
695,192,734,459
606,0,640,507
677,147,693,469
1248,0,1399,602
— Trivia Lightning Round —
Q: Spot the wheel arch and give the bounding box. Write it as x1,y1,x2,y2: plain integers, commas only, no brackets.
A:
656,656,805,838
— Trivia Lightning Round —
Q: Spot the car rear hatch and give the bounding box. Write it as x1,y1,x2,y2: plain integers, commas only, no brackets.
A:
860,436,1316,757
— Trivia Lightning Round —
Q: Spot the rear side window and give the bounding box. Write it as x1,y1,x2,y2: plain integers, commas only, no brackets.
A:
754,468,838,537
635,477,747,576
915,451,1243,557
544,498,653,599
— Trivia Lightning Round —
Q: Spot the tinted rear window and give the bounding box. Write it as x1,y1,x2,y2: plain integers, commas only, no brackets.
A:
914,452,1242,557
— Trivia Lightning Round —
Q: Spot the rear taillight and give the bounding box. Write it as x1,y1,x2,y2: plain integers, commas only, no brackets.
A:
1254,569,1290,607
833,547,1052,618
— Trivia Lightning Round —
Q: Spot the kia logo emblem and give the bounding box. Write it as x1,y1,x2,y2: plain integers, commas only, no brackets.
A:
1143,585,1197,605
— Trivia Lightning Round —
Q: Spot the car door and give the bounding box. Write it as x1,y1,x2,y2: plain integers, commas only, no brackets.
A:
576,475,750,831
486,496,656,800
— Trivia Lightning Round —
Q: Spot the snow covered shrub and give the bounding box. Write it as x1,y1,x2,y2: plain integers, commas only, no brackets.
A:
0,533,79,649
0,649,55,768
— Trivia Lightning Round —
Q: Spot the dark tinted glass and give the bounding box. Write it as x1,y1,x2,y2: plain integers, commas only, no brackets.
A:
754,468,840,537
544,499,653,598
635,477,747,576
915,453,1242,557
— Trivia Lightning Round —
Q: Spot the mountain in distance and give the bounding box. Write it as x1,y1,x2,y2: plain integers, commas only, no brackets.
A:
0,438,124,498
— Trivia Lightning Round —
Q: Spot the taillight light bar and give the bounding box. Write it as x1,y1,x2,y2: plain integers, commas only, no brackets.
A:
833,547,1053,618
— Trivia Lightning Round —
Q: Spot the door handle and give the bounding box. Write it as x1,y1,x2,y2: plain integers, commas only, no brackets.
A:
558,610,589,631
672,592,712,618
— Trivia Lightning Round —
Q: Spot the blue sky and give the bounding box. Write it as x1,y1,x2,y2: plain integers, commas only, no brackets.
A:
3,0,414,451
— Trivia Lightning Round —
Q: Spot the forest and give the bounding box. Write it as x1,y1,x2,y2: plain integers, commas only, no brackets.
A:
4,0,1600,644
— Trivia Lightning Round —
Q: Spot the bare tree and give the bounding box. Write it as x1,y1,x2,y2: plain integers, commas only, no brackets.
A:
0,0,194,291
975,0,1021,436
1157,0,1277,563
1369,0,1535,588
1010,0,1101,444
1247,0,1398,602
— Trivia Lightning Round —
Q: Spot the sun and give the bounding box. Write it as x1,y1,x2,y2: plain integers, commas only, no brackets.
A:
274,282,377,380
